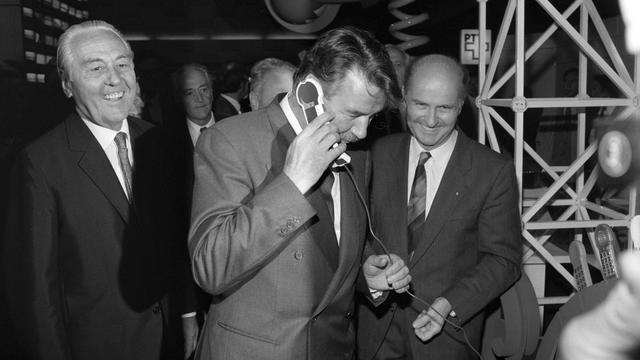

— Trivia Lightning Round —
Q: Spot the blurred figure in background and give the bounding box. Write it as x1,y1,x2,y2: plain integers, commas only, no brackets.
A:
248,57,295,111
129,81,145,118
214,62,249,119
366,44,411,142
385,44,411,86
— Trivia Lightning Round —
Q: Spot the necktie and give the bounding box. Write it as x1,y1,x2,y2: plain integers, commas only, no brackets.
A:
320,170,335,221
408,151,431,229
114,132,133,201
200,126,207,133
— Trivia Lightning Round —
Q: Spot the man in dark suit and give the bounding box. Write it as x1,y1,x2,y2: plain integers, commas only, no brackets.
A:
3,20,176,360
189,27,411,360
169,63,220,358
213,63,249,119
357,54,522,360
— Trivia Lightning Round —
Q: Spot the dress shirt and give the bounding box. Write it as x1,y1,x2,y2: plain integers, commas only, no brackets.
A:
220,93,242,114
82,118,133,200
281,94,342,244
187,112,215,146
407,130,458,221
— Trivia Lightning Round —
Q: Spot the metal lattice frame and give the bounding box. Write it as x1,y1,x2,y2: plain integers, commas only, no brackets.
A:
476,0,640,307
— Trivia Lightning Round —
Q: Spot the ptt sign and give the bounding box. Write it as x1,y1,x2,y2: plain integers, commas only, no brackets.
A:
460,30,492,65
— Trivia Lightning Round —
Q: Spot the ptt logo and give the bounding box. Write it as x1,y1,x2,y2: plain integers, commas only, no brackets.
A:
460,30,492,65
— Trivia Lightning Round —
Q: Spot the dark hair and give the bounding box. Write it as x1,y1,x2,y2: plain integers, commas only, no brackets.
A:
293,26,401,109
220,65,249,93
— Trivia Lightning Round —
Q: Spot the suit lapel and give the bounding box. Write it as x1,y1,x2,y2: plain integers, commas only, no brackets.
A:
67,114,131,222
313,152,365,317
410,133,472,267
386,135,412,258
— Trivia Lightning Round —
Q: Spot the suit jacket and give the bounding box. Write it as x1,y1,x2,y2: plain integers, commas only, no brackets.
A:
357,132,521,360
189,98,370,360
3,114,175,360
168,115,224,315
213,95,241,120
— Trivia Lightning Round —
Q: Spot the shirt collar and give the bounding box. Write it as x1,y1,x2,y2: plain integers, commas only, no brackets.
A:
82,117,131,151
187,112,215,131
410,129,458,162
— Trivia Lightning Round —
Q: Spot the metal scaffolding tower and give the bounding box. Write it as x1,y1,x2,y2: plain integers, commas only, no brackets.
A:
476,0,640,311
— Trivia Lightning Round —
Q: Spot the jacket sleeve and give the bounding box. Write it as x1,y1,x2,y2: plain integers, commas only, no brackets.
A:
188,126,317,296
441,160,522,325
3,151,71,360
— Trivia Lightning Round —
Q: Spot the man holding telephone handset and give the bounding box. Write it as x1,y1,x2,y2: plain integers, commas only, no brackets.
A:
188,26,410,360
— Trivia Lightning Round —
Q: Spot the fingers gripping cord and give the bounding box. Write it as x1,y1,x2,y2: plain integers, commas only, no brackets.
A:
344,166,483,359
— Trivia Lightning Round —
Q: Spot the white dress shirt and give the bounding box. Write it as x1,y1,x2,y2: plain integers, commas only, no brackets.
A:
187,112,215,146
82,118,133,200
281,94,342,244
407,130,458,221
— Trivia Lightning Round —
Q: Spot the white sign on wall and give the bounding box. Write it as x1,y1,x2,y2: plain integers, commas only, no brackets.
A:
460,29,492,65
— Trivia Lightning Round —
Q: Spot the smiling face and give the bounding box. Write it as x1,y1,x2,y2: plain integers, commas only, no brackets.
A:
403,61,464,151
322,70,386,143
62,29,135,130
181,67,213,124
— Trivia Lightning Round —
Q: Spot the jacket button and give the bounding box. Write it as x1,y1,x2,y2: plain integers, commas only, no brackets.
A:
346,312,353,319
294,250,304,260
152,304,161,314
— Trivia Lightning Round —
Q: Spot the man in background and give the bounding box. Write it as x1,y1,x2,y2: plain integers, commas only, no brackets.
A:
169,63,221,359
189,26,411,360
385,44,411,87
248,57,295,111
367,43,411,140
214,62,249,119
357,54,521,360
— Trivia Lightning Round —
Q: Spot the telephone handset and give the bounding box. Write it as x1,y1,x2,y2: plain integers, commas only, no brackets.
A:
295,77,350,167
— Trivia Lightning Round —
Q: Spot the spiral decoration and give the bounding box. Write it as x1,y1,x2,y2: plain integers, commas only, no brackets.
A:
265,0,342,34
388,0,429,51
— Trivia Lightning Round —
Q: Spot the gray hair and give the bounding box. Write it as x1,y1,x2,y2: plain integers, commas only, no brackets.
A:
57,20,132,81
171,63,213,99
249,57,295,95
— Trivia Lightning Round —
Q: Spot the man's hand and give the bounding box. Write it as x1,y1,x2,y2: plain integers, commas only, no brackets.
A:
363,254,411,293
182,316,199,359
413,297,452,342
283,112,346,194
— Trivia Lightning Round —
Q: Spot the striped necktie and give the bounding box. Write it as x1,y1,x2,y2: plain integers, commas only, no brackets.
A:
114,132,133,201
408,151,431,236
